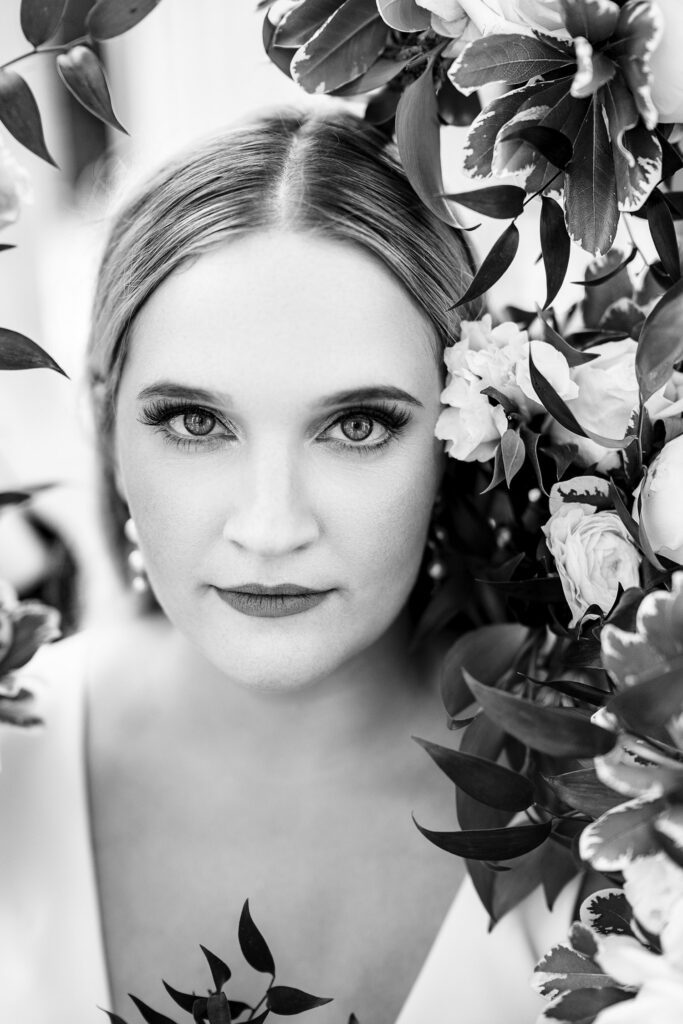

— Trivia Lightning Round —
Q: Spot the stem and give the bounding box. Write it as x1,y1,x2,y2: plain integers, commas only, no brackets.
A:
247,979,274,1021
523,168,563,208
0,35,89,72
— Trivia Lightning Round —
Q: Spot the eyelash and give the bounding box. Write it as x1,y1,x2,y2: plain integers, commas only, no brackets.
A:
137,398,412,455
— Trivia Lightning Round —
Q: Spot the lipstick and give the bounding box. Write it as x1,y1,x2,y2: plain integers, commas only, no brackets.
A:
214,583,331,618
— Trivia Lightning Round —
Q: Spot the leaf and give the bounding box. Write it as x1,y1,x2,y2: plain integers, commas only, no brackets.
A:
274,0,344,46
450,223,519,308
0,69,55,166
521,427,547,493
0,695,43,728
200,946,231,992
0,328,66,375
564,96,619,255
580,888,634,937
607,665,683,735
413,737,534,811
207,992,232,1024
528,347,626,447
238,901,275,976
579,797,664,872
442,185,525,219
653,806,683,867
101,1012,130,1024
561,0,619,46
332,56,407,95
87,0,163,39
465,672,616,757
573,246,637,287
20,0,68,46
128,996,179,1024
395,58,455,225
413,816,552,860
544,987,633,1022
646,188,681,284
500,428,525,486
439,623,530,718
607,478,639,545
505,125,573,170
636,276,683,401
463,79,551,179
290,0,387,94
602,76,661,213
267,986,333,1015
534,942,613,1000
227,1004,250,1021
536,310,598,367
56,46,127,134
450,34,575,95
540,196,571,308
376,0,429,31
263,14,296,78
545,769,623,817
162,983,204,1015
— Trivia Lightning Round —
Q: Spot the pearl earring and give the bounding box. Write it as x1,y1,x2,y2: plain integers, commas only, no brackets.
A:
124,517,149,594
426,502,448,583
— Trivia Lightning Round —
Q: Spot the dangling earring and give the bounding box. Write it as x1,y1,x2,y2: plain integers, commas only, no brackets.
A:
124,517,149,594
426,500,448,583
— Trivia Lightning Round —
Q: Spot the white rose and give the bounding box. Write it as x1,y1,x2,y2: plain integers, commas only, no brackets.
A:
548,340,641,471
266,0,301,26
636,435,683,566
452,0,565,36
594,940,683,1024
650,0,683,123
436,376,507,461
623,854,683,940
516,339,579,407
543,504,641,626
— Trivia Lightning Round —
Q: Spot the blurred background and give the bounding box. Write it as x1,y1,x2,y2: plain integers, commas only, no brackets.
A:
0,0,612,633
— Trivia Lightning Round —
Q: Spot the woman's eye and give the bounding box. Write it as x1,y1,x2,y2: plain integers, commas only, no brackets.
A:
339,413,374,442
325,411,393,448
173,410,218,437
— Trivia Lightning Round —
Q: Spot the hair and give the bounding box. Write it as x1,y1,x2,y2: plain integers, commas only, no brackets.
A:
86,106,479,601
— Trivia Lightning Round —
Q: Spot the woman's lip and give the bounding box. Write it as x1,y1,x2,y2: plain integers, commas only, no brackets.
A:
225,583,330,596
214,588,331,618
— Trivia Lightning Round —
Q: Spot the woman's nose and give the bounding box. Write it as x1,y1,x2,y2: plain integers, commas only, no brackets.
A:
221,443,320,556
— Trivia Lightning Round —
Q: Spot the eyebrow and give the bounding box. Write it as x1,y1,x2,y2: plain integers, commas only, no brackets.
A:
136,382,424,408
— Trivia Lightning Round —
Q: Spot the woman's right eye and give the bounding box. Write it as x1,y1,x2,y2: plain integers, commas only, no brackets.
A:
139,401,234,449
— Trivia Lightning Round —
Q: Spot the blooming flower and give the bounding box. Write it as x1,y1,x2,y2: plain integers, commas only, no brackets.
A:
435,376,507,460
415,0,565,38
635,435,683,566
649,0,683,122
542,491,640,626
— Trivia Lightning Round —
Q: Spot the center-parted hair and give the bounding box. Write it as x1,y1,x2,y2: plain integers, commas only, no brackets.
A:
87,107,478,583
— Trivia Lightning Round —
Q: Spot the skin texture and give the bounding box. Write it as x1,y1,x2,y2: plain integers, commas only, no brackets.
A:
114,230,445,693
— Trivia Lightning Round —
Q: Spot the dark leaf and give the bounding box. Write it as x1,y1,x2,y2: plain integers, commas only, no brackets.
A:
442,185,525,219
646,188,681,283
561,0,619,45
0,491,30,506
200,946,231,992
101,1012,130,1024
128,996,179,1024
607,479,639,545
263,14,295,78
20,0,67,46
87,0,163,39
395,59,455,225
463,79,551,178
56,45,127,133
451,34,575,94
525,674,608,705
607,666,683,735
451,223,519,308
162,983,202,1014
332,57,406,96
541,844,580,910
238,900,275,976
504,125,573,170
274,0,343,46
545,769,623,817
529,347,626,447
582,889,634,937
207,992,231,1024
376,0,429,31
413,736,534,811
481,443,506,494
465,672,616,757
440,623,530,718
500,428,525,486
290,0,387,94
413,815,552,860
564,97,618,255
636,276,683,401
535,943,612,1000
536,310,598,366
437,77,481,127
521,427,547,494
248,1014,269,1024
364,84,401,125
540,195,570,308
0,69,55,166
267,986,333,1015
228,1004,250,1021
0,328,66,375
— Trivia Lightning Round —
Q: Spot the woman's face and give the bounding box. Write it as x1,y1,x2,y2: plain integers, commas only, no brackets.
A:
114,231,444,690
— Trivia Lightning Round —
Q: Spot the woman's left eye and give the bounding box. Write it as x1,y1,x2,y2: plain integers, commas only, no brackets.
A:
322,407,408,451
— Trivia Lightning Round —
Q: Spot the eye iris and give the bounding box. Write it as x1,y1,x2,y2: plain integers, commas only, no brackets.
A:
183,411,215,436
341,414,373,442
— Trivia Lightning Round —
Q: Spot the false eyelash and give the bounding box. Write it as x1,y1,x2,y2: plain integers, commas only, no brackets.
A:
137,397,224,428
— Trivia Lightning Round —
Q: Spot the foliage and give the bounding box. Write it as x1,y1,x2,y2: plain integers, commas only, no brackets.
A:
103,900,352,1024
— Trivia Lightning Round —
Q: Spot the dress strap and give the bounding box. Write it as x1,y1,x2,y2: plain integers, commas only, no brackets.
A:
0,633,112,1023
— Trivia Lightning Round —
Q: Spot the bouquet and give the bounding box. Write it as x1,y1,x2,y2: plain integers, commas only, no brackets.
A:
262,2,683,1020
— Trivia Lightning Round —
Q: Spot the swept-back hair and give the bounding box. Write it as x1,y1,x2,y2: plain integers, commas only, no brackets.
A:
86,107,478,586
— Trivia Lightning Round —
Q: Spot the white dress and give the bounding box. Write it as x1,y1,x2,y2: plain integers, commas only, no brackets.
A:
0,634,576,1024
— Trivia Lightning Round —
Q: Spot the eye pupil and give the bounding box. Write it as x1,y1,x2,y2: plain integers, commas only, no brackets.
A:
341,414,373,442
183,411,215,436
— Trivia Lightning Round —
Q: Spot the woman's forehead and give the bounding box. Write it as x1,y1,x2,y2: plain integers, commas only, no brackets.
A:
122,231,440,402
